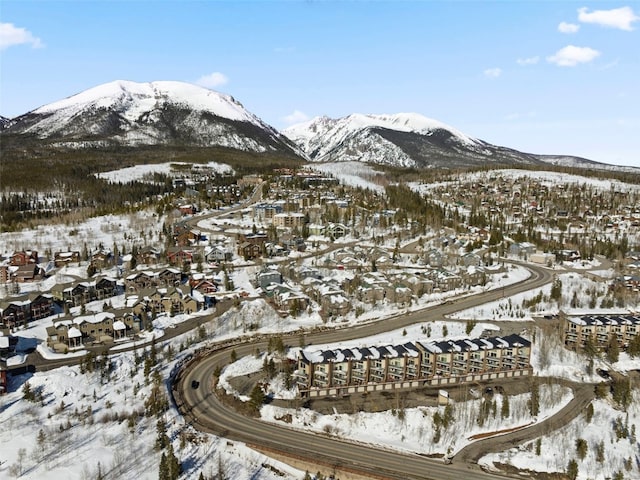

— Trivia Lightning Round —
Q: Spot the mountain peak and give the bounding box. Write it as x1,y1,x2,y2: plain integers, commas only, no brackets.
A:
4,80,302,155
283,112,482,167
32,80,255,124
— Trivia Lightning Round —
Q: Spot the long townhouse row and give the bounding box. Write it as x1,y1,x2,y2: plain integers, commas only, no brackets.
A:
295,333,531,398
563,314,640,350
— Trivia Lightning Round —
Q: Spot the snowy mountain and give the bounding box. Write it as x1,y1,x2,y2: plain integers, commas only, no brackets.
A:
0,115,14,130
284,113,611,170
2,80,302,155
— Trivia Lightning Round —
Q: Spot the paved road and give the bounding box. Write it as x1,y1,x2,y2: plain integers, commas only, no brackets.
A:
175,262,588,480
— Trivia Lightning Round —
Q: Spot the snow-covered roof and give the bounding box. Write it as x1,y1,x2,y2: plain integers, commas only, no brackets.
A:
68,327,82,338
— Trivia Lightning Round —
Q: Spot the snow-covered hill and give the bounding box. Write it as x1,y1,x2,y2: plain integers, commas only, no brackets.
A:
284,113,624,171
3,80,302,154
283,113,535,168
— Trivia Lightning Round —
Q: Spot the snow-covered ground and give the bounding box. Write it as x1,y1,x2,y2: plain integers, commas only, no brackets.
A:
305,162,386,193
0,337,304,480
411,168,640,194
0,211,163,270
95,161,234,184
449,272,631,321
480,391,640,479
261,383,572,457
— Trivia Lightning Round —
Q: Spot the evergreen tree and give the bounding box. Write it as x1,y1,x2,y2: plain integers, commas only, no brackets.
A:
167,443,182,480
501,395,510,419
607,334,620,363
627,333,640,357
550,277,562,302
528,378,540,417
566,459,579,480
584,402,594,423
249,384,265,413
37,428,46,448
595,441,605,463
22,381,35,402
575,438,588,460
158,452,168,480
155,419,168,450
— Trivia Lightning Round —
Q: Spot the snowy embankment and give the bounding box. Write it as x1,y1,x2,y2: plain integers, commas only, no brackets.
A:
480,391,640,480
260,383,572,457
449,271,631,321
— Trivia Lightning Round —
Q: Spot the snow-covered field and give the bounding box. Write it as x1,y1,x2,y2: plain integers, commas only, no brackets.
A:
95,161,234,184
0,211,163,265
306,162,386,193
411,168,640,194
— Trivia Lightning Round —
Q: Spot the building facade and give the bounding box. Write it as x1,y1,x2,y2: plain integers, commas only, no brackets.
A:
563,314,640,351
296,333,531,398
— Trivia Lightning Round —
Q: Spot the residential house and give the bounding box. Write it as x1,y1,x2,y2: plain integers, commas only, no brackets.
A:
91,249,113,269
137,246,162,266
54,251,81,267
238,242,262,260
424,249,445,268
94,277,119,300
204,245,233,263
46,312,117,351
273,212,306,229
325,223,348,239
14,264,46,283
462,266,486,287
257,268,283,290
253,203,283,222
509,242,536,257
166,247,196,267
29,294,54,321
10,250,38,266
0,299,31,328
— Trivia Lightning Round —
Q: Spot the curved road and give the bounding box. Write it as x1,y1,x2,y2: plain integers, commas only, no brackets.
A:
175,262,589,479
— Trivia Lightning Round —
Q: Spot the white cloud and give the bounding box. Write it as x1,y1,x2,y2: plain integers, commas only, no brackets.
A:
558,22,580,34
547,45,600,67
483,67,502,78
516,56,540,66
195,72,229,88
0,22,43,50
283,110,309,125
578,6,639,31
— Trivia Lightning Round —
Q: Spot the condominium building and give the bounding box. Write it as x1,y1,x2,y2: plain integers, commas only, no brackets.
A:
295,333,531,398
563,314,640,351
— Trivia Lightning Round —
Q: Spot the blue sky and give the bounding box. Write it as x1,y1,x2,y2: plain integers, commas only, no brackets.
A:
1,1,639,167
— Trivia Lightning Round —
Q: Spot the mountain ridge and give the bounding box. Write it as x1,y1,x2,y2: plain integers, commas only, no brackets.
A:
2,80,302,156
2,81,635,173
282,113,609,170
